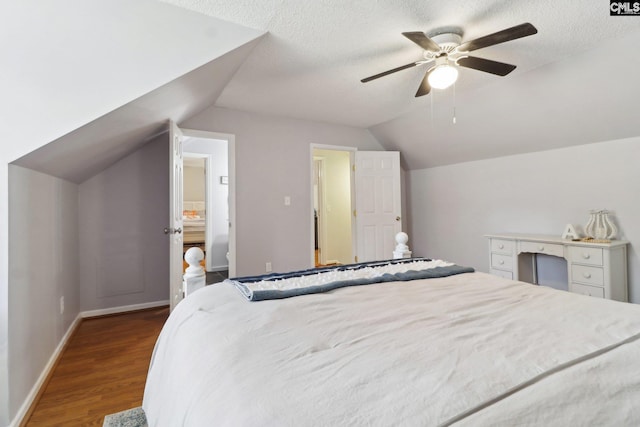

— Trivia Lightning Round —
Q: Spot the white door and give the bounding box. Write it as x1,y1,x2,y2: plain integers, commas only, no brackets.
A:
167,121,184,311
354,151,402,262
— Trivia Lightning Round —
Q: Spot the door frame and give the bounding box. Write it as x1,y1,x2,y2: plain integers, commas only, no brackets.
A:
309,143,356,267
313,157,327,265
182,128,236,278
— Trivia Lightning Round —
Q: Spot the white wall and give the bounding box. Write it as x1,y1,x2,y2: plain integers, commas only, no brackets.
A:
182,107,384,275
183,137,230,271
7,166,79,419
407,137,640,302
78,135,169,311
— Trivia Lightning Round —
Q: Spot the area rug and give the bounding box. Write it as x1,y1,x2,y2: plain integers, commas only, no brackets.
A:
103,407,148,427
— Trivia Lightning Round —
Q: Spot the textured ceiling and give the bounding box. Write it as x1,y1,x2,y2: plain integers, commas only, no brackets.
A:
162,0,640,129
16,1,640,179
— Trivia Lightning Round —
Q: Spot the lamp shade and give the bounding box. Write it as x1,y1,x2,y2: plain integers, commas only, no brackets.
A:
428,64,458,89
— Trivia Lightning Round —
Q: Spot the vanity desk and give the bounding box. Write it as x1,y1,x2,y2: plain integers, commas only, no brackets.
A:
486,233,629,302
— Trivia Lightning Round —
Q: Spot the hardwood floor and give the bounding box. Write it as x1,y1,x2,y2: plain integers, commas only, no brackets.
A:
23,307,169,426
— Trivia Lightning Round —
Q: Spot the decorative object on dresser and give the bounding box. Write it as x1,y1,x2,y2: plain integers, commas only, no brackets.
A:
561,224,579,240
486,233,628,301
584,209,618,240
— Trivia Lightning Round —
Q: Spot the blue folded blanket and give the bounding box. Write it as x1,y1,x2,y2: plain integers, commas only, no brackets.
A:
226,258,474,301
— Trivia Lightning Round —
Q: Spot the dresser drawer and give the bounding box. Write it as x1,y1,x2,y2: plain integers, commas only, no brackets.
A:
571,264,604,287
519,241,564,257
491,253,512,270
490,269,513,279
571,283,605,298
491,239,514,254
568,246,603,266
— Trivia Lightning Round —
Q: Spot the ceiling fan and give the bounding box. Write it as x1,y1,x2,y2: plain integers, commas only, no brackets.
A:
361,23,537,97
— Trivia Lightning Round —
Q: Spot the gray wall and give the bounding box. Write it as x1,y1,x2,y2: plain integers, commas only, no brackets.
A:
182,107,385,275
7,165,79,418
78,134,169,310
407,137,640,302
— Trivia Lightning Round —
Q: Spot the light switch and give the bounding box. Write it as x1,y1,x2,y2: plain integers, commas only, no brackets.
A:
284,196,291,206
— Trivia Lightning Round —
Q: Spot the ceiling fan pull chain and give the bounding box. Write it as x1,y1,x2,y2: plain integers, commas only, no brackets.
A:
430,89,434,125
452,83,457,124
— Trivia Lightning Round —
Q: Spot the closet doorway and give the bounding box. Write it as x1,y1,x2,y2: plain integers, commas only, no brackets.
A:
311,145,355,267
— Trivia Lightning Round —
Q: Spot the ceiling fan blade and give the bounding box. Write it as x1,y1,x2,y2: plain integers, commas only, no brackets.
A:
402,32,441,53
415,71,431,97
361,61,420,83
457,23,537,52
457,56,516,76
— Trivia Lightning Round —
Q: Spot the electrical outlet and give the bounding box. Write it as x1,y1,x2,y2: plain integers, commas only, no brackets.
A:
266,262,272,272
59,296,64,315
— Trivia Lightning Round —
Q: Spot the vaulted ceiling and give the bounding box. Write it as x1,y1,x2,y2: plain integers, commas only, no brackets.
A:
10,1,640,180
162,0,640,168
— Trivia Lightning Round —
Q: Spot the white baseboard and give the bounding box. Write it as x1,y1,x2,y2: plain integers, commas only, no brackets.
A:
10,314,82,427
80,300,169,318
11,299,169,427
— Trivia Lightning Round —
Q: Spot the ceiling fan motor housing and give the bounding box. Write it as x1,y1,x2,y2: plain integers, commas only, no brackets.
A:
430,32,463,52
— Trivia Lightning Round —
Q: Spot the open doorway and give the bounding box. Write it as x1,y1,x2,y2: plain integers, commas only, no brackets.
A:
182,154,207,267
182,129,235,282
311,146,355,267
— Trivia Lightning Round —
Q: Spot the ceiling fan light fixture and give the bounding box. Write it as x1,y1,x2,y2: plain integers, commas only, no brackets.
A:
428,64,458,89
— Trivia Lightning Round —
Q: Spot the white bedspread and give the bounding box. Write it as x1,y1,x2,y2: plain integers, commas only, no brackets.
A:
143,272,640,426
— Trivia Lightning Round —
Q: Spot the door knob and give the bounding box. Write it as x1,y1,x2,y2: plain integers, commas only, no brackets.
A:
395,216,401,222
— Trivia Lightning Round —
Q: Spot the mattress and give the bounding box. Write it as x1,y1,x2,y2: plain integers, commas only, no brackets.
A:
143,269,640,426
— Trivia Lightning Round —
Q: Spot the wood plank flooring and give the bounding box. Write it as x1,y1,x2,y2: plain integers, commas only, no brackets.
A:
23,306,169,426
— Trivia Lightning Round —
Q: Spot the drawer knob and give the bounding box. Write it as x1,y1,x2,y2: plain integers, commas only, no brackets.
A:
582,253,590,259
499,260,504,265
583,272,592,279
538,246,544,251
498,244,504,249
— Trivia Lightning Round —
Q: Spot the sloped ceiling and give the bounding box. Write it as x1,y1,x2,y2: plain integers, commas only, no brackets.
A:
13,40,261,183
6,0,263,182
10,1,640,178
162,0,640,169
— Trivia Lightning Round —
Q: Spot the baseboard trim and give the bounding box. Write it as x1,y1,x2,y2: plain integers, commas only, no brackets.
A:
12,314,82,427
80,300,170,319
12,299,170,427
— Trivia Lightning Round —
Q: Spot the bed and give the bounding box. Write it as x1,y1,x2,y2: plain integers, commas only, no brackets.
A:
183,201,206,247
143,257,640,426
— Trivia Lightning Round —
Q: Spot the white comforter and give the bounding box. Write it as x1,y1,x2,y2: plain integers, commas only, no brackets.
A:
143,272,640,426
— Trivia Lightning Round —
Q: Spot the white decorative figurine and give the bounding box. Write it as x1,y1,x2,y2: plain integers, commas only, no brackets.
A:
561,224,579,240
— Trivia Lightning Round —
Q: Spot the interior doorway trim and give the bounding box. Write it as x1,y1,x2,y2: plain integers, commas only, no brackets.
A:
309,143,356,268
182,128,236,277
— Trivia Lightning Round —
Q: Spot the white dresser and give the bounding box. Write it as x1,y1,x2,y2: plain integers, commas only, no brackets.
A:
486,233,629,302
